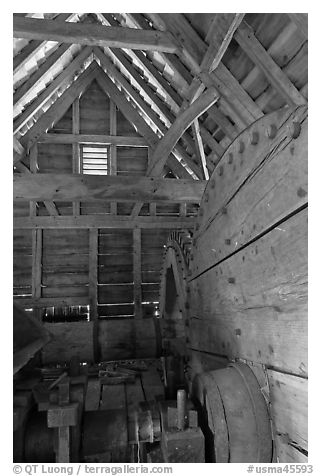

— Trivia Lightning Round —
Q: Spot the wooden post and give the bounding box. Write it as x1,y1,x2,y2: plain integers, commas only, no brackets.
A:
32,226,42,320
29,143,38,217
72,98,80,216
133,228,142,320
110,100,117,216
133,228,142,356
89,229,99,362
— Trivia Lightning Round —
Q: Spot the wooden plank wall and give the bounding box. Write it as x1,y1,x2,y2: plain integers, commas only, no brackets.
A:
188,109,308,462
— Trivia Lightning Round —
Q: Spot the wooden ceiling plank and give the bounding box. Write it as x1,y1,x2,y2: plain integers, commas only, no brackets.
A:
13,16,180,53
234,22,307,108
14,173,206,203
14,215,196,230
13,13,75,75
287,13,308,40
14,46,93,135
18,60,98,153
39,133,148,147
14,43,71,107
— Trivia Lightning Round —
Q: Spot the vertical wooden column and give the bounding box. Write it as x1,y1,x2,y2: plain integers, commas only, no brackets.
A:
72,98,80,216
133,228,142,357
31,144,42,318
109,101,117,215
89,229,99,362
133,228,143,320
179,203,187,217
29,143,38,217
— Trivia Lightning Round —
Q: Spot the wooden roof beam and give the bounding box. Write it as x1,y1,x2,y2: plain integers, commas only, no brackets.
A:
287,13,308,39
14,43,72,107
14,174,206,203
13,13,76,75
147,87,219,177
234,22,307,108
18,60,99,153
13,16,180,53
14,215,196,230
39,133,148,147
14,46,93,135
192,119,210,180
131,87,219,216
93,49,200,179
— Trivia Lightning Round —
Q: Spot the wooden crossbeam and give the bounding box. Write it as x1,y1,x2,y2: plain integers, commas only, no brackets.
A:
14,296,90,309
14,215,196,230
14,46,93,135
13,13,75,74
187,13,246,104
39,133,148,147
159,13,262,125
14,161,59,216
13,16,179,53
14,174,206,203
18,61,98,153
234,22,307,108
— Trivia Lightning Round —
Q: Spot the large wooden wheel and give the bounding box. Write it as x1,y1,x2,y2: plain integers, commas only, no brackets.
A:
158,230,192,357
192,362,272,463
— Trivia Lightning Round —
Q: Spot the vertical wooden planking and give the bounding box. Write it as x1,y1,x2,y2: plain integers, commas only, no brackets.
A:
89,229,99,362
110,100,118,215
29,143,38,217
72,98,80,215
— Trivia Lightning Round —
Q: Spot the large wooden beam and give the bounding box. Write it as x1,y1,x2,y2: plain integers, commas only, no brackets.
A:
14,215,196,230
13,13,75,75
147,88,219,177
130,88,218,216
39,133,148,147
14,46,93,135
89,229,99,362
287,13,308,39
133,228,142,320
234,22,307,108
13,16,179,53
14,44,71,107
14,296,90,309
14,161,59,216
18,61,98,153
14,174,206,203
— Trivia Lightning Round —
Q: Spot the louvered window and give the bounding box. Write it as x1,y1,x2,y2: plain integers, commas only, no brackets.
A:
81,145,109,175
